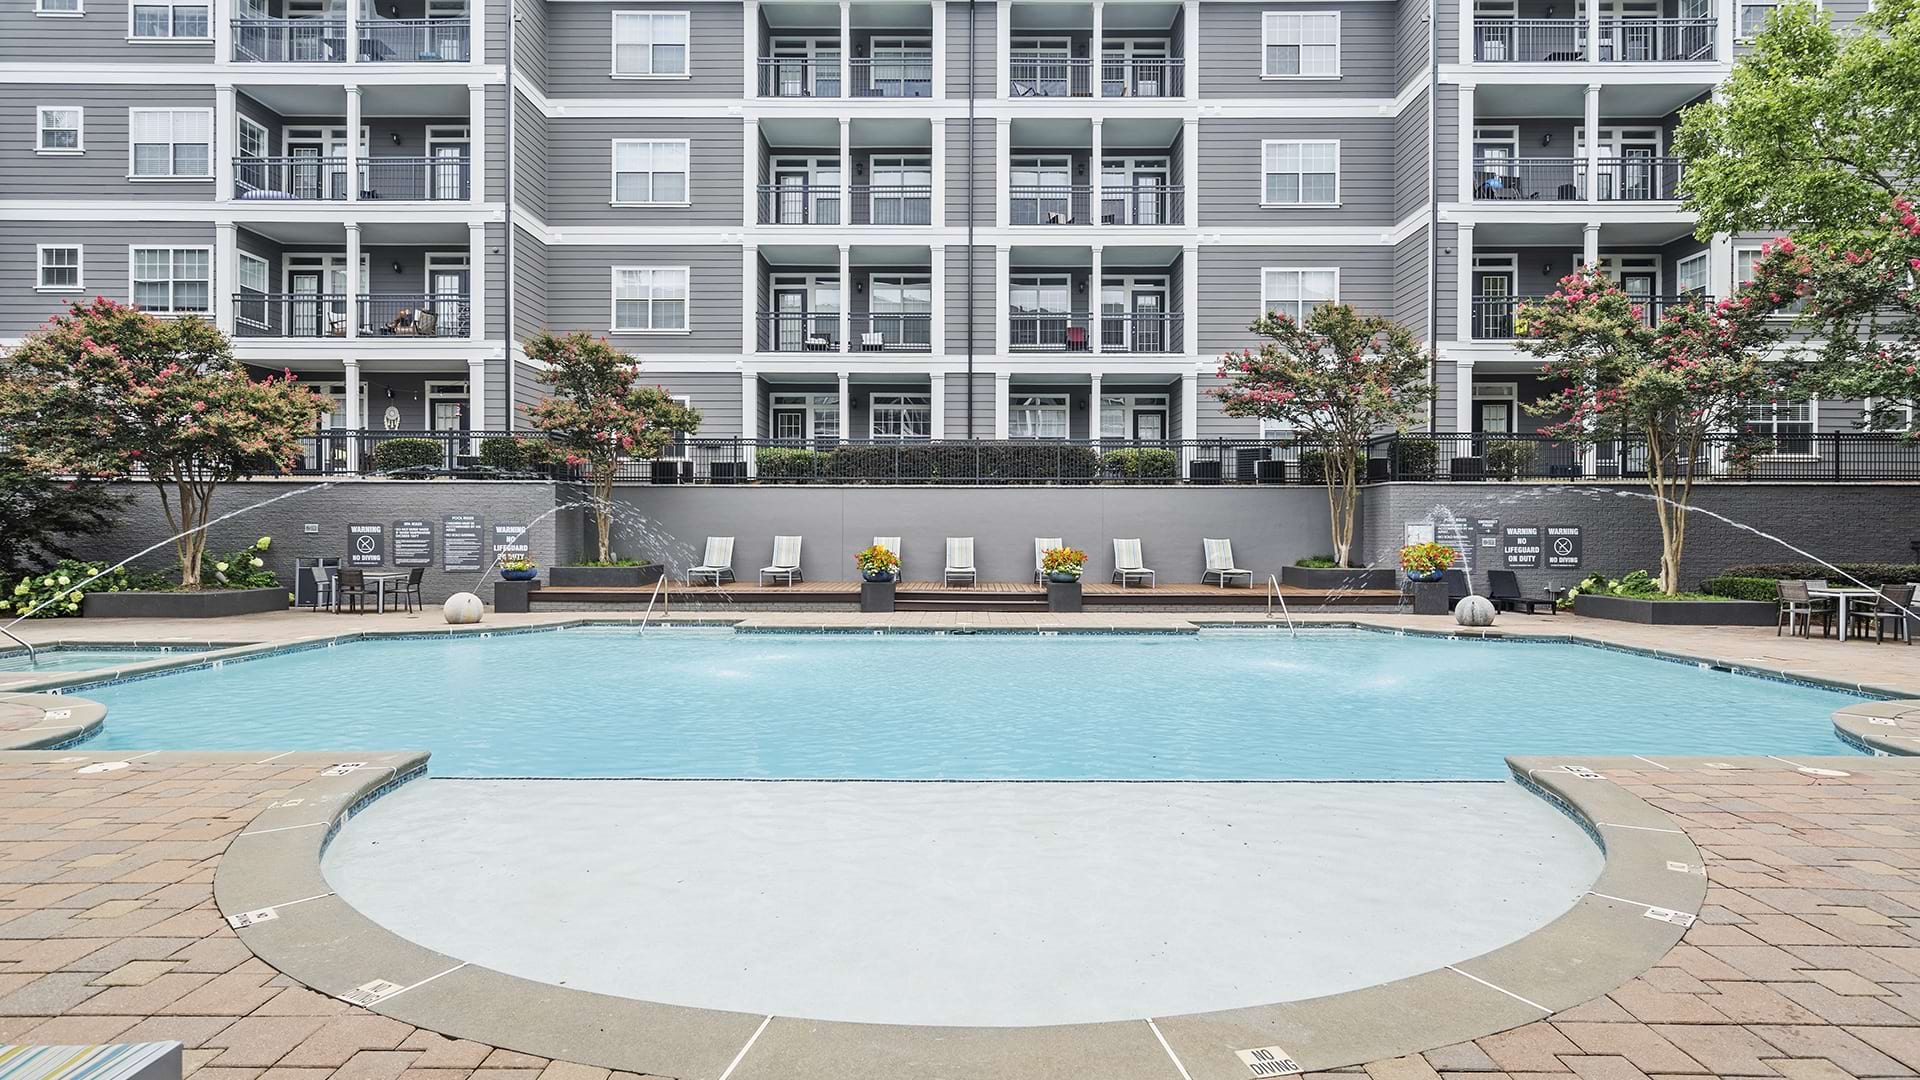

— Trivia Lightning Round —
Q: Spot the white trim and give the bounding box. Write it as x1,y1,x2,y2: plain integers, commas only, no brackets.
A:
235,250,269,328
128,245,213,316
1007,392,1070,439
1259,139,1340,208
126,0,211,40
1261,10,1341,78
425,379,471,432
610,264,692,333
1675,249,1709,296
609,137,692,207
610,10,692,79
424,250,471,294
35,105,84,154
1745,396,1819,459
33,0,84,15
127,107,213,179
1258,265,1340,322
867,391,933,440
34,244,84,293
236,113,268,161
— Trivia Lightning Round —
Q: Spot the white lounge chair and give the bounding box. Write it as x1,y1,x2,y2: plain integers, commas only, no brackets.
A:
1034,537,1063,583
1112,538,1155,589
688,537,735,586
1202,538,1254,588
945,537,977,586
760,535,804,585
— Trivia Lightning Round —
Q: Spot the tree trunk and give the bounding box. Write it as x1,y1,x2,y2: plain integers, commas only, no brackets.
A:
1643,427,1689,595
156,476,213,589
1325,451,1356,567
592,466,615,563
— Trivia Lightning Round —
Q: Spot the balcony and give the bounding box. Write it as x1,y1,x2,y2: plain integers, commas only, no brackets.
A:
757,312,841,352
1471,17,1714,62
230,15,469,62
1472,158,1683,201
1010,313,1093,352
361,294,472,337
232,293,471,338
1100,56,1183,98
234,156,472,202
757,56,841,98
848,185,933,225
1469,293,1709,339
1011,186,1093,226
1099,184,1183,225
850,54,934,98
1010,54,1093,97
848,312,932,351
758,183,843,225
1099,312,1182,353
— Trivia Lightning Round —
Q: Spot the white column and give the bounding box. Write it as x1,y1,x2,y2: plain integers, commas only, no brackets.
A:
1583,83,1601,202
993,372,1011,438
1089,245,1103,353
1180,371,1198,472
741,371,759,477
1181,244,1198,354
468,83,486,204
1181,119,1198,227
744,118,760,224
930,118,947,228
215,86,235,202
468,0,484,62
837,371,852,441
1182,0,1199,101
1586,0,1600,63
1710,232,1733,300
1088,371,1102,453
468,221,487,341
1458,84,1475,203
1091,1,1104,96
1715,0,1734,61
213,0,230,62
931,0,947,98
997,0,1011,97
995,118,1011,226
840,0,852,95
468,356,488,433
931,244,947,354
343,358,363,471
743,246,760,351
838,243,851,350
1583,222,1601,268
1458,0,1473,63
1089,118,1103,223
995,244,1011,356
345,0,358,62
344,222,362,339
1454,358,1474,434
1455,223,1474,342
745,0,760,95
930,372,947,438
215,222,237,335
345,85,362,202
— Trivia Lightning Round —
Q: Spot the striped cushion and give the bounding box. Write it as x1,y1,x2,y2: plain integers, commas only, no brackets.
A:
0,1044,181,1080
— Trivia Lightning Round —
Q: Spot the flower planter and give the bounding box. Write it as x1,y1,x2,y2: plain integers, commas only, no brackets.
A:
494,580,540,614
1573,593,1776,626
1279,565,1400,592
860,579,896,613
1411,580,1452,616
862,570,897,583
82,587,288,619
548,564,664,588
500,568,538,582
1047,580,1083,613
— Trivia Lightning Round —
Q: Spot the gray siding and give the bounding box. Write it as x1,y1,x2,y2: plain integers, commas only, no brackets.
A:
1196,246,1396,355
947,116,995,228
4,221,215,335
946,244,994,355
512,358,549,428
542,117,743,226
1,0,212,63
1198,1,1397,98
1395,0,1431,93
1193,377,1263,438
512,0,551,94
1393,227,1431,340
2,86,217,200
1393,90,1430,220
545,3,744,98
1198,117,1396,226
542,244,743,352
1435,83,1458,200
486,83,509,202
639,371,745,437
946,0,995,98
1435,221,1457,340
512,226,548,335
514,95,550,221
486,221,508,340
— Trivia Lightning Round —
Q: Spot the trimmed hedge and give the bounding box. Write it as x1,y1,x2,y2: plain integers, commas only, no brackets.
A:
1392,437,1439,480
1099,447,1177,480
1720,562,1920,586
478,436,552,473
369,437,446,474
1701,575,1781,602
752,444,1103,483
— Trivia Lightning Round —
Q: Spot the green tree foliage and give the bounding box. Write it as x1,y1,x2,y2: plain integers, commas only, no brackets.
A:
0,453,121,580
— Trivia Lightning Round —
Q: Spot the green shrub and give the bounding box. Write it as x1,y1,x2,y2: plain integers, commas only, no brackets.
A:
478,436,552,473
1391,437,1438,479
754,447,826,480
1099,447,1178,480
0,560,132,618
1484,440,1538,480
1720,562,1920,586
578,558,650,567
1296,555,1338,568
1701,575,1782,602
201,535,278,589
370,437,447,474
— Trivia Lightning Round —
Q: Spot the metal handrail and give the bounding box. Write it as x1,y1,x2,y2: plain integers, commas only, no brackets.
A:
638,572,667,634
1267,573,1295,636
0,625,35,663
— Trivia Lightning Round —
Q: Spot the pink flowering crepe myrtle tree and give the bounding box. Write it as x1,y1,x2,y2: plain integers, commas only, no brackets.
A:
1213,304,1431,569
521,331,702,563
0,299,325,589
1514,269,1788,595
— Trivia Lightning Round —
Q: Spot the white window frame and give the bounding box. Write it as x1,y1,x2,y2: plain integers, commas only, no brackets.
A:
1864,397,1916,433
237,114,268,160
128,108,213,180
127,0,210,40
1737,0,1779,39
770,391,840,441
236,251,269,328
1259,267,1340,323
35,0,84,17
1675,251,1709,297
1260,139,1340,208
128,246,212,316
1100,393,1171,441
609,138,691,207
868,393,932,441
35,245,84,293
610,10,691,78
1744,398,1818,459
1262,11,1341,78
611,265,691,333
1008,394,1071,440
36,106,84,154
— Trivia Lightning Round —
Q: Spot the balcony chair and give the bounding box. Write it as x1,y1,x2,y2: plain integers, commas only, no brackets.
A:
944,538,978,587
1201,539,1253,588
1112,538,1156,589
1065,326,1087,351
759,534,804,585
860,331,885,351
688,536,736,586
1034,536,1063,583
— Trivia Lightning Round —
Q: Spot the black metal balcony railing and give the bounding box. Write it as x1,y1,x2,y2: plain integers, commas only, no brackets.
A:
848,185,933,225
1010,55,1093,97
848,312,933,351
1010,186,1093,225
232,16,344,61
1010,313,1093,352
360,293,471,337
1472,159,1584,201
850,55,933,97
1473,16,1717,61
235,156,348,201
758,56,842,97
234,293,347,338
362,17,469,61
758,311,842,352
1099,184,1183,225
1099,312,1183,354
639,439,1308,485
1601,17,1715,60
1470,293,1713,339
1366,432,1920,483
1473,19,1586,61
361,156,471,200
1596,157,1684,200
1100,57,1184,97
757,184,843,225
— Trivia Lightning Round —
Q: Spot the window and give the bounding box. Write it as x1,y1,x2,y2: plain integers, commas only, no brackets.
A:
36,0,83,15
36,246,82,291
237,252,268,326
1744,399,1814,455
1736,244,1802,315
1260,268,1338,323
237,115,267,160
130,0,209,38
37,107,83,153
130,247,211,315
1737,0,1776,37
611,11,689,76
1676,251,1709,298
870,394,931,440
611,139,689,205
612,266,689,331
1009,395,1070,440
1263,12,1339,77
129,109,211,178
1262,140,1338,206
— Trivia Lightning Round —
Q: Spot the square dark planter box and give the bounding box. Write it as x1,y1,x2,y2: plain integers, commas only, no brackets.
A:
1047,579,1083,612
548,564,665,588
1574,593,1776,626
494,579,540,613
83,586,287,619
1281,565,1400,592
861,580,895,613
1411,580,1451,615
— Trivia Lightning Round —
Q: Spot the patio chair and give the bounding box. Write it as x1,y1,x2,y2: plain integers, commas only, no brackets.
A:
400,567,424,613
1848,584,1915,645
944,537,977,586
1112,538,1155,589
860,331,885,351
760,535,804,586
1776,579,1832,638
1486,569,1555,615
688,537,736,585
332,569,378,614
1442,569,1473,607
313,566,338,611
1034,537,1063,583
1201,538,1253,588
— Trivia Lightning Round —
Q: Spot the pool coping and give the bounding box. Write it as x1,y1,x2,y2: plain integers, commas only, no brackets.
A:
0,691,106,749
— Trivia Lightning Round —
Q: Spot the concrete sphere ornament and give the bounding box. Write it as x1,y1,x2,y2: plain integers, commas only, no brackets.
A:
443,592,485,625
1454,594,1497,627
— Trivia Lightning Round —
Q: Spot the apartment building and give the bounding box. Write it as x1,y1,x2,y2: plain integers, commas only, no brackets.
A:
0,0,1877,473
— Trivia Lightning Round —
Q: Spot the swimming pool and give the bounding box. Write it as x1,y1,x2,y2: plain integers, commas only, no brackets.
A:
0,646,214,674
75,628,1863,779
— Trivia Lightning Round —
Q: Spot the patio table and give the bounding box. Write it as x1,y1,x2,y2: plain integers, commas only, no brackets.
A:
1810,586,1880,642
364,572,406,614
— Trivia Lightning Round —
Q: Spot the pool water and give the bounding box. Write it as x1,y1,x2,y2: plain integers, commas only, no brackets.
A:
77,629,1862,779
0,647,212,673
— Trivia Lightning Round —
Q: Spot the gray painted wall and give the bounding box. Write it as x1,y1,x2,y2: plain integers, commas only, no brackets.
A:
1196,245,1396,354
541,244,742,351
1198,1,1400,98
2,85,217,201
3,221,216,335
1199,117,1397,227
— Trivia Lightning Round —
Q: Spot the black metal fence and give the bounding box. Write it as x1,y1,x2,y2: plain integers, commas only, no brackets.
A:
1101,57,1183,97
850,55,934,97
758,57,841,97
1365,433,1920,483
629,439,1305,485
291,430,540,477
1010,55,1093,96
